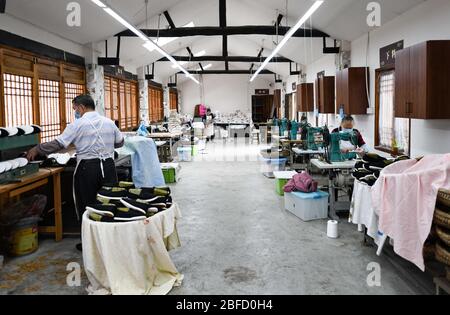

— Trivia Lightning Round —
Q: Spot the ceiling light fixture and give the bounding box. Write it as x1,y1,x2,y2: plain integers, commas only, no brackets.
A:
91,0,199,84
194,50,206,57
196,64,212,71
250,1,324,82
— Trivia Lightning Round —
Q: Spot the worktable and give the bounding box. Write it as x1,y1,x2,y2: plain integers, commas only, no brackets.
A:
0,167,64,241
147,132,183,159
215,123,250,140
311,159,356,220
289,147,326,171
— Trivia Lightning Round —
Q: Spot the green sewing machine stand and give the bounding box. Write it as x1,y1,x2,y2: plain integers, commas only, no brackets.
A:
306,126,329,151
329,132,358,162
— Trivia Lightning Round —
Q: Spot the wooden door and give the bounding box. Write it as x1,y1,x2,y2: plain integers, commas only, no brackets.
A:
284,93,291,119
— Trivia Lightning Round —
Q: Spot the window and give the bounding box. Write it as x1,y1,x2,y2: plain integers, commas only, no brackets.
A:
148,85,163,122
0,47,86,143
3,73,33,127
104,75,139,130
169,89,178,112
119,81,126,129
39,79,61,142
376,69,410,155
130,83,138,126
64,83,84,124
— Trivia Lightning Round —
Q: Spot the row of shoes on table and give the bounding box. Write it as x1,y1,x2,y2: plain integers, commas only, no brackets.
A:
87,182,173,223
0,157,29,174
0,125,42,138
352,153,410,186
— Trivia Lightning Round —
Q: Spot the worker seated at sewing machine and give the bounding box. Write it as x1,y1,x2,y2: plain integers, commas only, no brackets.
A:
332,115,369,157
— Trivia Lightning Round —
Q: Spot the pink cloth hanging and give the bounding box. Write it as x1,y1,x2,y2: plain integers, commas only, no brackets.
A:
371,154,450,271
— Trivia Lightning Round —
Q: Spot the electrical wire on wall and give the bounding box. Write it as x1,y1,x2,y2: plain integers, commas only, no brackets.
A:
365,31,372,110
199,74,205,105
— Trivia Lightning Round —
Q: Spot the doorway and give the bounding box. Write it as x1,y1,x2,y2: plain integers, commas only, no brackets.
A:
252,95,274,123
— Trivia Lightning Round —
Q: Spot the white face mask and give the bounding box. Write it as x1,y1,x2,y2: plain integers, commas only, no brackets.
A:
342,128,353,133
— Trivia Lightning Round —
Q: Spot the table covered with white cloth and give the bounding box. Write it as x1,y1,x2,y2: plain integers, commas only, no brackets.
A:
82,204,183,295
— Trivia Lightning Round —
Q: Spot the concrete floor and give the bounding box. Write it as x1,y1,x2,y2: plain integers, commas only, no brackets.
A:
0,141,433,295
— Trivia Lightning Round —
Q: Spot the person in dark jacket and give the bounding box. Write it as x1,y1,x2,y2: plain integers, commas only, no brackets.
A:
332,115,369,154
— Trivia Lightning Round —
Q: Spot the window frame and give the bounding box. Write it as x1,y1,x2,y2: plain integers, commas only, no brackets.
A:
104,75,139,131
148,83,164,123
374,67,411,156
0,45,86,142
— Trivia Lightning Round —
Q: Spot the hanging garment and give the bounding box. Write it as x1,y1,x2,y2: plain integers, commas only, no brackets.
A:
118,136,165,188
371,154,450,271
349,180,383,245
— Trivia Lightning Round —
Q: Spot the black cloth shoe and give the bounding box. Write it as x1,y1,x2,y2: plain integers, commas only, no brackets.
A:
97,187,128,200
128,189,167,203
114,207,147,222
362,153,387,164
118,182,135,189
89,212,115,222
119,198,157,215
352,169,372,180
165,196,173,207
86,204,116,217
360,175,377,186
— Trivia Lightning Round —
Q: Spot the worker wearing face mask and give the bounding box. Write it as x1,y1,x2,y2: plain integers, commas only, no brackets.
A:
27,95,124,250
332,115,369,155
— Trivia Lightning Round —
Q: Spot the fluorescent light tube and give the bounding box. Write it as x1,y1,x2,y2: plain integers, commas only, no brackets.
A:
250,1,324,82
91,0,106,8
172,61,188,68
91,0,199,84
143,42,199,84
194,50,206,57
103,8,149,42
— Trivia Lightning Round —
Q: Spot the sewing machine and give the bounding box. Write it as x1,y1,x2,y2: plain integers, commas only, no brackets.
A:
328,131,358,162
290,120,299,140
280,118,289,137
306,126,330,151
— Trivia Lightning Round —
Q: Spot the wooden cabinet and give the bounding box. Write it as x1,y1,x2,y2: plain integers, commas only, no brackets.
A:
315,76,335,114
297,83,314,112
336,67,369,115
395,40,450,119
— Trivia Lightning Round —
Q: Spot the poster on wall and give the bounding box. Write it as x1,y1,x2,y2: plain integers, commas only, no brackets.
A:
380,40,404,67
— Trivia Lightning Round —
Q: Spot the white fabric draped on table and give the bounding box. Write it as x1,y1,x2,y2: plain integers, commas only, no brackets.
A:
82,204,183,295
349,180,383,246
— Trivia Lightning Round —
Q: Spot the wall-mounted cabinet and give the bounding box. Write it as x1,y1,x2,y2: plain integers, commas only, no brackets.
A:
336,67,369,115
395,40,450,119
315,76,335,114
297,83,314,112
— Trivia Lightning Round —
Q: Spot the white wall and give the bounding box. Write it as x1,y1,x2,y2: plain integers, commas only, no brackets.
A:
179,74,275,116
350,0,450,157
1,13,86,56
296,0,450,157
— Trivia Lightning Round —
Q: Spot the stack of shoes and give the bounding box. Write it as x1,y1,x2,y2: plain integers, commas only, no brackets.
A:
352,154,410,187
87,182,173,223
